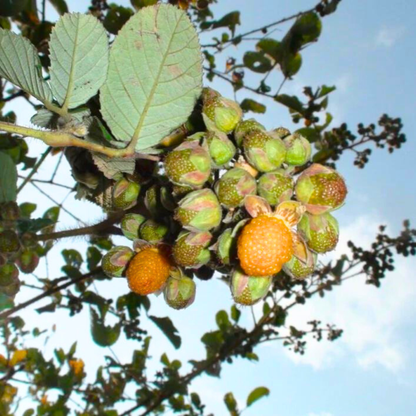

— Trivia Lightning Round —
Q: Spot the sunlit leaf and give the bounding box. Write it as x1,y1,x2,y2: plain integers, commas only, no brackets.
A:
49,13,109,109
246,386,270,407
100,4,203,151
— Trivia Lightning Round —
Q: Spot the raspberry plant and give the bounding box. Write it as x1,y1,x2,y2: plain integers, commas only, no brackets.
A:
0,1,414,415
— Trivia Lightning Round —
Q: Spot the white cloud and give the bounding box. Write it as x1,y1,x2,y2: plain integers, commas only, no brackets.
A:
375,27,406,48
279,215,416,372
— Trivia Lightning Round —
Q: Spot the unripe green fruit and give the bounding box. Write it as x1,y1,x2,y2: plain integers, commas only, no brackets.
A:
216,228,233,265
206,131,236,166
269,127,291,139
0,263,19,286
295,164,347,215
0,202,20,221
202,88,242,134
140,220,168,243
283,251,317,280
258,170,294,206
112,178,140,210
215,168,257,209
164,274,196,310
175,189,222,231
0,230,20,254
16,249,39,274
234,119,266,147
243,130,286,172
231,269,272,306
297,212,339,254
172,231,211,268
102,246,134,277
164,141,211,187
121,214,146,240
283,133,311,166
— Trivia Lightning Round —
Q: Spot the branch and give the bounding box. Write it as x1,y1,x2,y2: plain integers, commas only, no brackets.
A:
36,213,125,242
201,5,318,48
0,269,102,321
0,121,134,158
17,147,52,194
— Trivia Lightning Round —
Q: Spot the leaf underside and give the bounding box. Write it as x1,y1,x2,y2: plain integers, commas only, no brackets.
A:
0,29,52,103
100,4,203,151
49,13,109,109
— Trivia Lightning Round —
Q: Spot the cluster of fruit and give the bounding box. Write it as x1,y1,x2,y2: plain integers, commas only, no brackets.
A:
0,202,40,300
102,87,348,309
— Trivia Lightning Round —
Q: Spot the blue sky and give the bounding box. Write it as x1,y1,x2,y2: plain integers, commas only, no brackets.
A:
4,0,416,415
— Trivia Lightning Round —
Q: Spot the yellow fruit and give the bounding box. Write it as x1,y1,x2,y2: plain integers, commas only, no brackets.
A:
237,215,293,276
126,247,172,295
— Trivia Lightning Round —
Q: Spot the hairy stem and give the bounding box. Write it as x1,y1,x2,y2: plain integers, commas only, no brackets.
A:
36,213,125,242
0,121,133,158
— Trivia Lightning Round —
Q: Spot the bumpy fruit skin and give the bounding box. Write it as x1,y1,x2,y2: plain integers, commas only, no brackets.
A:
283,251,317,280
175,189,222,231
238,215,293,276
140,220,168,243
215,168,257,209
295,164,347,214
0,230,20,254
112,178,140,210
231,269,272,306
16,249,39,274
126,247,172,296
283,133,311,166
173,231,211,268
164,275,196,310
206,131,236,166
234,119,265,147
243,130,286,172
269,127,291,140
258,170,294,206
164,141,211,187
202,88,242,133
297,212,339,253
102,246,134,277
121,214,146,240
0,202,20,221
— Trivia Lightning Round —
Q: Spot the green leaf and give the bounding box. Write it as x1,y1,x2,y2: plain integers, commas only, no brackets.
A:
0,0,26,17
224,392,238,412
90,308,121,347
100,4,203,151
49,13,109,109
295,127,321,143
283,12,322,52
0,293,14,311
240,98,266,114
149,315,181,349
230,305,241,323
0,29,52,103
256,38,281,62
131,0,158,9
246,386,270,407
61,249,83,267
318,85,336,98
216,310,231,331
87,246,102,271
48,0,68,15
0,151,17,203
19,203,36,218
104,5,134,35
275,94,305,115
209,11,240,36
243,51,273,73
31,109,60,129
43,206,60,222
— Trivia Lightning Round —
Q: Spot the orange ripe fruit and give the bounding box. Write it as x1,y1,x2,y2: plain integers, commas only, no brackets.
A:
237,215,293,276
126,247,172,295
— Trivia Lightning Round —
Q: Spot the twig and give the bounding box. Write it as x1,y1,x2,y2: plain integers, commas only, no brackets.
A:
0,269,102,321
17,147,52,194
